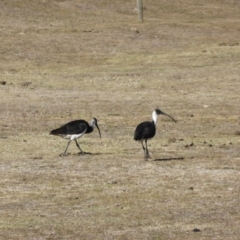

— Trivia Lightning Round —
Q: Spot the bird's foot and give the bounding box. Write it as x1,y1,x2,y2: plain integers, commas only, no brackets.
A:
78,151,92,155
60,153,70,157
144,154,151,160
78,151,86,155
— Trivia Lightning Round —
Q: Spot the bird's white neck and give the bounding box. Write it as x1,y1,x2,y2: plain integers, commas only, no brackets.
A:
152,110,158,125
90,119,96,128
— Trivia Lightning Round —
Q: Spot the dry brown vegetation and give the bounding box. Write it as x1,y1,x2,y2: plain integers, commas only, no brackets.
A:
0,0,240,239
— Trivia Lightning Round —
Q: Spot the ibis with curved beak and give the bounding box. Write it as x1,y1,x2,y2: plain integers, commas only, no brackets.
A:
134,109,176,159
50,118,101,156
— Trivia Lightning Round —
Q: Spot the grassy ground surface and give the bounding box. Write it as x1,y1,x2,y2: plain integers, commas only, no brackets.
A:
0,0,240,239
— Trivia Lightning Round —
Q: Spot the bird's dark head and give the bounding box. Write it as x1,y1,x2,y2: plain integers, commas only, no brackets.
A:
91,118,98,125
91,118,101,138
155,109,164,115
153,109,177,124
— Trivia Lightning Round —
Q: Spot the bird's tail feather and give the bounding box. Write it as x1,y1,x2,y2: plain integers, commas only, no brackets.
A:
50,128,63,135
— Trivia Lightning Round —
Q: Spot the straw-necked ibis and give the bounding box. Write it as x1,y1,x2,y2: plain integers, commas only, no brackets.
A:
50,118,101,156
134,109,176,159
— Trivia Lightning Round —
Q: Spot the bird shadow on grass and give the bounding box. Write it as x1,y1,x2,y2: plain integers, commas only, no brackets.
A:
59,152,102,157
154,157,184,161
72,152,114,156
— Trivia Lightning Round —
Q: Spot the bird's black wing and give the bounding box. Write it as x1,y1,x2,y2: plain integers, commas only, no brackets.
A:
50,120,88,135
134,121,156,141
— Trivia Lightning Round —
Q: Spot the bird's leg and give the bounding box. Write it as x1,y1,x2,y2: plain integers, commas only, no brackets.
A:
75,139,84,154
62,140,71,156
141,140,146,155
145,140,150,159
141,140,149,160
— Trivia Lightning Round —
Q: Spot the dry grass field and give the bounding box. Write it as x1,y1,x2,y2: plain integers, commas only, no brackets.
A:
0,0,240,239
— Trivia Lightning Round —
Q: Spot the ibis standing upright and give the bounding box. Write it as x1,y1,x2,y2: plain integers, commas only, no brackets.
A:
50,118,101,156
134,109,176,159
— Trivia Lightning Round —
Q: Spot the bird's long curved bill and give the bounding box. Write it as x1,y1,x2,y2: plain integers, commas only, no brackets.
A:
96,124,101,138
162,112,177,123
